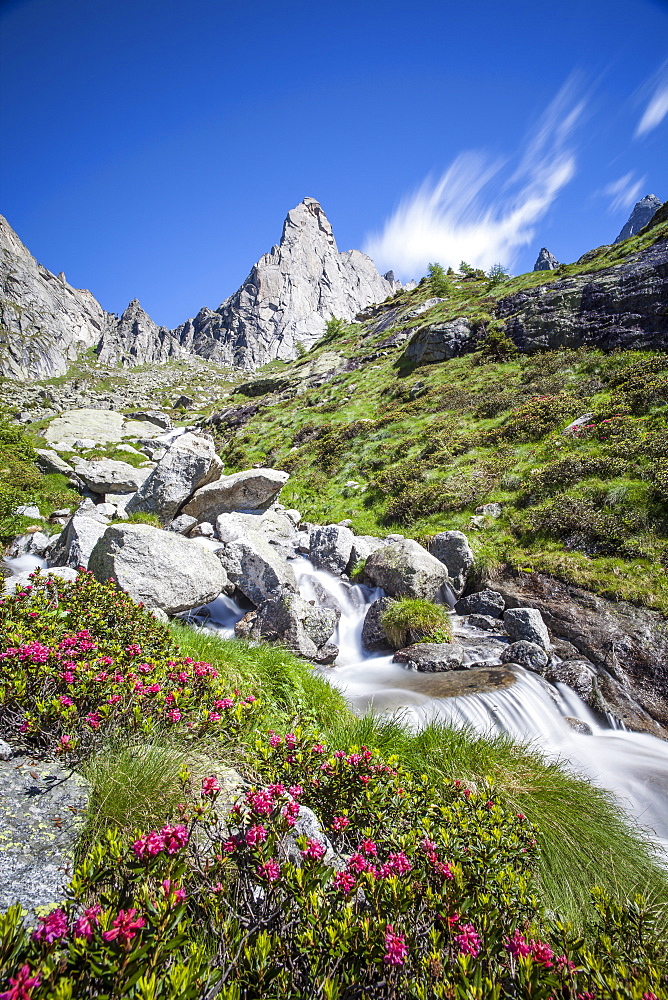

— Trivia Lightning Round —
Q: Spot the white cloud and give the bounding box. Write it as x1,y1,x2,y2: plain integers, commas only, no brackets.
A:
364,85,584,279
636,77,668,137
602,172,646,213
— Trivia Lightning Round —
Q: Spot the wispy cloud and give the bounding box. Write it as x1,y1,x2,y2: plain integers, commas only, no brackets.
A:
635,65,668,137
364,84,585,279
602,172,645,213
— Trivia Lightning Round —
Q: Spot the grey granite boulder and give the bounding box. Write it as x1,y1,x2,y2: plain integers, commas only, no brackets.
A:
364,539,449,599
0,758,88,919
393,642,465,672
183,468,289,523
349,534,385,566
309,524,354,576
361,597,395,652
503,607,550,651
73,458,152,495
127,409,172,429
429,530,474,598
222,530,298,607
455,589,505,618
35,448,74,476
48,503,110,569
167,514,198,534
44,409,126,446
403,317,473,365
500,640,549,672
235,593,339,664
127,432,223,524
88,523,226,614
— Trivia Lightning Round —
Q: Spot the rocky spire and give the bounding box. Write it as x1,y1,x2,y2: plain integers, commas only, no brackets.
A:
533,248,560,271
614,194,662,244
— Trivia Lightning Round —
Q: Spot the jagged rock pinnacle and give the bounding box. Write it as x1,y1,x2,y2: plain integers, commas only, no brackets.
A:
533,248,560,271
614,194,662,244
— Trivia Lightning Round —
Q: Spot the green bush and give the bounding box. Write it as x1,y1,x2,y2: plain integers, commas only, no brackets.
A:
427,262,452,297
380,597,452,647
1,732,665,998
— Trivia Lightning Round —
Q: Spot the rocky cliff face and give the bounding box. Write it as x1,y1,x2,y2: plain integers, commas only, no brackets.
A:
0,215,110,378
1,199,396,377
614,193,662,243
498,237,668,353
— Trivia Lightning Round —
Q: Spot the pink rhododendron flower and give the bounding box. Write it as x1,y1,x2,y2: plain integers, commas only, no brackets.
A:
386,851,412,874
161,823,188,854
208,711,221,722
333,871,356,894
288,785,303,798
84,713,101,729
311,743,325,753
301,838,325,860
383,925,408,966
73,905,102,941
58,696,73,707
359,839,378,856
347,853,369,874
213,697,234,709
33,908,68,944
454,923,481,957
267,783,286,798
246,790,274,815
332,816,349,831
285,733,297,749
530,939,553,967
125,644,142,656
281,800,300,826
167,708,181,723
0,964,41,1000
102,908,145,945
202,775,221,796
435,861,454,880
245,824,267,846
505,929,531,958
161,879,186,902
258,860,281,881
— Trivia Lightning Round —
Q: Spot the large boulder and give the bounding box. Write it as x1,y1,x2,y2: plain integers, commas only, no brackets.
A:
88,523,227,615
309,524,354,576
361,597,395,652
428,531,474,598
44,409,125,446
72,458,152,495
392,642,465,672
127,410,172,430
455,588,505,618
500,641,548,672
403,317,473,365
182,468,289,523
349,534,385,566
364,539,449,599
215,508,298,549
503,607,550,651
235,593,339,664
222,530,298,607
126,433,223,524
48,504,110,569
35,449,74,476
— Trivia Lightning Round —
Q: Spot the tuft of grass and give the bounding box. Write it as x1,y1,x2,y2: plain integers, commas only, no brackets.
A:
380,596,452,647
117,511,162,527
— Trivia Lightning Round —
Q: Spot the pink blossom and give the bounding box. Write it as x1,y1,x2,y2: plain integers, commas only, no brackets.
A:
435,862,454,880
281,800,300,826
58,696,73,707
0,964,41,1000
245,824,267,846
359,839,377,856
285,732,297,748
73,905,102,941
222,837,238,853
167,708,182,723
347,853,369,874
33,908,68,944
301,838,325,860
267,783,286,798
132,830,165,859
332,871,356,894
454,923,481,957
125,643,142,656
311,743,325,753
102,908,145,945
60,671,75,684
59,735,74,749
208,711,221,722
202,775,221,797
332,816,349,831
258,859,281,881
137,663,153,674
213,697,234,709
268,731,283,748
383,925,408,966
161,879,186,903
246,790,274,816
505,929,531,958
160,823,189,854
529,939,553,967
84,713,101,729
386,851,412,874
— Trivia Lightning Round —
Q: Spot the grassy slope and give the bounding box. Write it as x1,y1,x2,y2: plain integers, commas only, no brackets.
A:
205,218,668,614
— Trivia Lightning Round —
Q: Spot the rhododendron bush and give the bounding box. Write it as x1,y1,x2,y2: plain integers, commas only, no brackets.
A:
0,572,257,760
0,733,664,998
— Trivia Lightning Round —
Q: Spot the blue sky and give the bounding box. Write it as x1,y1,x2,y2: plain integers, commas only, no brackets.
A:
1,0,667,328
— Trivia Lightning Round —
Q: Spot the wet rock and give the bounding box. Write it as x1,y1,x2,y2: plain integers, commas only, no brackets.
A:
0,758,88,918
73,458,152,495
428,531,474,597
361,597,395,652
545,658,597,699
393,642,465,672
8,531,51,559
309,524,354,576
127,432,223,524
466,613,507,633
500,640,549,672
492,571,668,735
564,717,593,735
364,539,449,600
455,589,505,618
235,593,339,664
88,523,227,615
183,468,289,523
503,607,550,651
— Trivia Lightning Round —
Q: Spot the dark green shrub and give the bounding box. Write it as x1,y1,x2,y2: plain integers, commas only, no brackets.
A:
486,394,577,443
